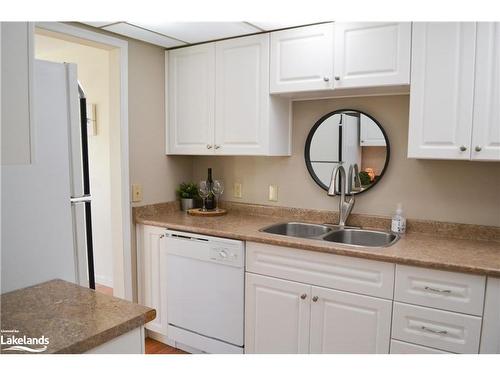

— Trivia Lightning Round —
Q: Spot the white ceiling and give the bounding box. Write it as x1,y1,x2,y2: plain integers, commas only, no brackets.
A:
80,21,325,49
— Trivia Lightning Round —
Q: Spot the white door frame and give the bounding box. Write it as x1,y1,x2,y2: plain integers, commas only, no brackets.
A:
35,22,133,301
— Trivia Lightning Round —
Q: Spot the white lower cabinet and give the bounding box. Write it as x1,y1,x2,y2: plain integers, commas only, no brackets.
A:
86,327,145,354
245,273,310,354
136,224,168,337
309,286,392,353
245,272,392,354
392,302,482,354
390,339,451,354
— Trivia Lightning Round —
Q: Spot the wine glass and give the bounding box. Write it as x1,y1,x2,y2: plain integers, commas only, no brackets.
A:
212,180,224,211
198,181,210,211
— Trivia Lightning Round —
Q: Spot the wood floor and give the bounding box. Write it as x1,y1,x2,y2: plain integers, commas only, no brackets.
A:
145,338,187,354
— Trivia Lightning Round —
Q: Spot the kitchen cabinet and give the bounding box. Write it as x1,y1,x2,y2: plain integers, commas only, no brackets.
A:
245,273,311,354
245,242,394,354
309,286,392,353
270,23,334,93
333,22,411,88
1,22,34,165
86,327,145,354
166,34,291,156
408,22,500,161
480,278,500,353
360,114,386,146
167,43,215,155
136,224,168,338
471,22,500,161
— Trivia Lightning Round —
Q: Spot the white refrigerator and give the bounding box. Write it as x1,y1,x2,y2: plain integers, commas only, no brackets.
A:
1,60,94,293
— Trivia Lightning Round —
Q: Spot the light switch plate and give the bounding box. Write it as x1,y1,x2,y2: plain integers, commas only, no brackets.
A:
269,184,278,202
233,183,242,198
132,184,143,202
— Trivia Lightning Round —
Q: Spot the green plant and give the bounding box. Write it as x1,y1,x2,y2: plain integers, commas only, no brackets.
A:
358,171,372,186
176,182,199,199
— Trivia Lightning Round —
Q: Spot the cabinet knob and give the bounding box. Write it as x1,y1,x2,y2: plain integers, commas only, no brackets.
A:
334,76,340,81
323,76,330,82
459,145,467,152
475,146,482,152
300,293,307,300
207,144,213,149
214,145,221,150
312,296,319,302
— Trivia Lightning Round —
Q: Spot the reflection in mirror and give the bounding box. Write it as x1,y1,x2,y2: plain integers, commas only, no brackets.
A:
305,110,390,195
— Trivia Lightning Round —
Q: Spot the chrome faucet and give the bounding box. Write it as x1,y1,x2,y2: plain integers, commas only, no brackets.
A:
328,162,356,227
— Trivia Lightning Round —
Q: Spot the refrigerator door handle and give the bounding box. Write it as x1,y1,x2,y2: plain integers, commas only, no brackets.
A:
70,195,92,203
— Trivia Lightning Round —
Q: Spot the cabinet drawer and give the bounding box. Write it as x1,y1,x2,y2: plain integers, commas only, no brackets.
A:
390,339,451,354
395,265,485,315
392,302,482,354
246,242,394,299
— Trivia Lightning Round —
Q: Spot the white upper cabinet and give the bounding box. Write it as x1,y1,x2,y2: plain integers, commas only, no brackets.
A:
408,23,476,160
167,34,290,156
471,23,500,161
270,23,334,93
167,44,215,155
360,114,386,146
333,22,411,88
216,34,272,155
408,22,499,161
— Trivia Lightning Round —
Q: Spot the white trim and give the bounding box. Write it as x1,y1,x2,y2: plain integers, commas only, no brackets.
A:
35,22,133,301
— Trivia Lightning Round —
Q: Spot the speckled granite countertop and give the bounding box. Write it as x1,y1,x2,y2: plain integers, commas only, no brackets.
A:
135,202,500,277
1,279,155,354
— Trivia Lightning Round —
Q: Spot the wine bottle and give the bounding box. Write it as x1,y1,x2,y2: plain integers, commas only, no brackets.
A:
205,168,215,210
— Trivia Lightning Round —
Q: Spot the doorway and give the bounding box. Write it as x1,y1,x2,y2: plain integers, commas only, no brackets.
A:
33,24,132,300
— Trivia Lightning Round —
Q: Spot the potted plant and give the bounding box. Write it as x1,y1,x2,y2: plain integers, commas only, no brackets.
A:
176,182,200,211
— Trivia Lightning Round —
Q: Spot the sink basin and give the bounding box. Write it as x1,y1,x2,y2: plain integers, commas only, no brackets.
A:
322,228,398,247
260,222,333,238
260,222,399,247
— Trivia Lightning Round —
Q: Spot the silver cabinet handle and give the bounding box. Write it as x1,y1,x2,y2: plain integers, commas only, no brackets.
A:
300,293,307,300
459,145,467,151
421,326,448,335
475,146,482,152
214,145,221,150
424,286,452,294
312,296,319,302
334,76,340,81
207,144,213,149
323,76,330,82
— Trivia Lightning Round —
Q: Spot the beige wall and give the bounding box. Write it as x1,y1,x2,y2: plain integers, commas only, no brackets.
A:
193,95,500,226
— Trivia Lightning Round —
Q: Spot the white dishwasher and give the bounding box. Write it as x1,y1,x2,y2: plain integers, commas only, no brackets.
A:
165,230,245,354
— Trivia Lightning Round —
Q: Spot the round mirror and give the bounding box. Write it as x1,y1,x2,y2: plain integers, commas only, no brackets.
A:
304,109,390,195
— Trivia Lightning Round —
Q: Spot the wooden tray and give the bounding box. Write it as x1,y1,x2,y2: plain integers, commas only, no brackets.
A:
187,208,227,217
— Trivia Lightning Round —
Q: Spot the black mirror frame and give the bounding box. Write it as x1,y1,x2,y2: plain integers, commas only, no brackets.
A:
304,109,391,196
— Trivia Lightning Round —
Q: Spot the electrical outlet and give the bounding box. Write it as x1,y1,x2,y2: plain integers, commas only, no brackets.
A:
233,183,242,198
269,184,278,202
132,184,143,202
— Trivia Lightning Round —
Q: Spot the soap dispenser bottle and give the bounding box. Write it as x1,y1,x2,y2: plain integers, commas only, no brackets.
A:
391,203,406,234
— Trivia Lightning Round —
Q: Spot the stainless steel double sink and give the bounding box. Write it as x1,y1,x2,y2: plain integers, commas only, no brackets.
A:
259,222,399,248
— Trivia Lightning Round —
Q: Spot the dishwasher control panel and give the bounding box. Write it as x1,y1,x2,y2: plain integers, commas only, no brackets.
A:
209,244,242,266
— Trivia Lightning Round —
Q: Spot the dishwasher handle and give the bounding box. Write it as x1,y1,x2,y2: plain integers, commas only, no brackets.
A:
166,231,209,242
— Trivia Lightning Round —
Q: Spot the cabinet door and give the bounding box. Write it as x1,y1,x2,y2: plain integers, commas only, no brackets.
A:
137,225,168,335
334,22,411,88
309,286,392,353
215,34,269,155
270,23,334,93
167,44,215,154
471,22,500,161
480,278,500,353
408,23,476,159
245,273,311,353
360,114,386,146
1,22,34,165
